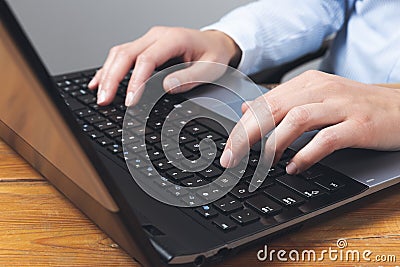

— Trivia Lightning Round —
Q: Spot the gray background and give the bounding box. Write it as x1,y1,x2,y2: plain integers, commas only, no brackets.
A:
9,0,252,75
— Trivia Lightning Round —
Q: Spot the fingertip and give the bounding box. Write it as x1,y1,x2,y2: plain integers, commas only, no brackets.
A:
125,91,137,107
163,76,181,93
97,88,107,105
286,161,298,175
220,148,233,168
88,77,97,89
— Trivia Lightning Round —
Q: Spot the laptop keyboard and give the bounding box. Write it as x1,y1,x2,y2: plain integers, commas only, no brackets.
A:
54,69,368,234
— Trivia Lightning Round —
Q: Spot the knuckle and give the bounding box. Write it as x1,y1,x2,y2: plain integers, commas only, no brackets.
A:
149,26,165,34
168,27,190,43
263,94,282,119
136,53,155,65
109,45,120,55
231,124,251,149
316,129,338,152
302,69,320,80
286,106,310,128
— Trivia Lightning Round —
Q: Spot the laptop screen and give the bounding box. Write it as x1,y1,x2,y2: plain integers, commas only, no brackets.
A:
6,0,250,75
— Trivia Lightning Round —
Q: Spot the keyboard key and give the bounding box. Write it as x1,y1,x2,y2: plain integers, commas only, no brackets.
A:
148,150,165,161
212,218,237,232
215,140,227,151
168,185,189,197
145,133,161,144
184,141,200,153
77,94,96,105
198,165,223,179
153,158,174,171
94,120,115,131
108,113,124,124
64,98,85,111
161,127,179,137
247,153,260,168
85,114,106,124
181,194,203,207
196,118,229,137
267,166,285,178
230,209,259,225
264,185,304,206
88,130,104,139
314,176,345,191
197,186,223,201
105,127,123,138
198,131,223,142
82,124,94,132
154,139,174,151
229,184,256,199
96,136,114,146
245,195,283,216
300,165,325,180
195,205,218,219
245,172,274,189
182,159,209,170
166,169,193,181
147,120,164,130
277,175,326,198
107,144,123,154
178,133,196,144
215,175,240,188
75,109,95,118
213,196,243,214
184,125,208,136
281,149,296,161
181,176,208,187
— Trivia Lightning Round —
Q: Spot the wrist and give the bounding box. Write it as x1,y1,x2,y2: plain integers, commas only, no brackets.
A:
205,30,242,68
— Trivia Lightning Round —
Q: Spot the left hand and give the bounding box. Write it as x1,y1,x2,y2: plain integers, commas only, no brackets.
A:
219,70,400,175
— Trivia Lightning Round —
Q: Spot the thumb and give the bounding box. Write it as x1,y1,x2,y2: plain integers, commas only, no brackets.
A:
163,61,228,94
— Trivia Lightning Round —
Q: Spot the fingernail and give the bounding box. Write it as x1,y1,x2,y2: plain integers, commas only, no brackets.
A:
97,88,106,104
125,91,136,106
88,77,96,88
164,77,180,92
286,162,298,175
220,148,233,168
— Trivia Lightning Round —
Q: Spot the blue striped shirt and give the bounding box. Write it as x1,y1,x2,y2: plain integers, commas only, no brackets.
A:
203,0,400,83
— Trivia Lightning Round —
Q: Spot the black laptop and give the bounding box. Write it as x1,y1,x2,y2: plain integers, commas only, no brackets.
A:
1,1,400,266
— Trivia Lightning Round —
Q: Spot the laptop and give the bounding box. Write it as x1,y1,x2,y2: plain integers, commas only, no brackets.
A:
1,1,400,266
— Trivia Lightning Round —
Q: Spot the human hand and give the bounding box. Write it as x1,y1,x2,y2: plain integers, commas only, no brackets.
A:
87,27,241,106
220,70,400,175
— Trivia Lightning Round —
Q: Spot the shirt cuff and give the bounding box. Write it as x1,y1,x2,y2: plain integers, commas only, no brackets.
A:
201,21,259,75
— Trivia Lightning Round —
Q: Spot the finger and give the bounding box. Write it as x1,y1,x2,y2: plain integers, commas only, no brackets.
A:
241,101,253,114
265,103,345,165
88,69,102,90
125,37,186,106
220,96,275,168
162,60,228,94
97,48,136,105
286,120,357,175
220,71,333,169
98,37,158,105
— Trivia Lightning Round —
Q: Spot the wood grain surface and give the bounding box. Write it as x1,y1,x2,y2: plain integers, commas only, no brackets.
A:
1,138,400,267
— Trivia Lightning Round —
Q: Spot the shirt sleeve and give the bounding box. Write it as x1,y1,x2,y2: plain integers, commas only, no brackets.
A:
202,0,347,75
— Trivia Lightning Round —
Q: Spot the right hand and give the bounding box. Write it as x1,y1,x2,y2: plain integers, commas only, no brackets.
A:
88,26,241,106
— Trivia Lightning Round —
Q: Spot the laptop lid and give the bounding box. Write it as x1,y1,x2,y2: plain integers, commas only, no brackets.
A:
0,1,163,266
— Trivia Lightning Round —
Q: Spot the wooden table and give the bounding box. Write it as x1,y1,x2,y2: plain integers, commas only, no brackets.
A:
1,138,400,266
